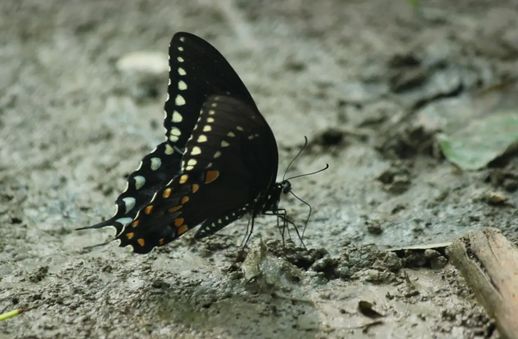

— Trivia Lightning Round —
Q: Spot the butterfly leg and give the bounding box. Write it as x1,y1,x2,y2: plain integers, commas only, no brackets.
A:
276,209,288,246
243,214,256,248
277,212,285,247
264,208,290,247
275,210,306,250
240,213,258,248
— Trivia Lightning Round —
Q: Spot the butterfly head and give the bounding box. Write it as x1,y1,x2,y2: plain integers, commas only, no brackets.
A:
280,180,292,194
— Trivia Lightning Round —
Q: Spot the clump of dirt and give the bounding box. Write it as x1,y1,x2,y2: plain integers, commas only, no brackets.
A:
377,162,413,194
486,165,518,193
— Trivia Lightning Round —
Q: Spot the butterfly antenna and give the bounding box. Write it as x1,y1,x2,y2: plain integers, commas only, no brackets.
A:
282,136,309,181
289,190,312,238
285,163,329,181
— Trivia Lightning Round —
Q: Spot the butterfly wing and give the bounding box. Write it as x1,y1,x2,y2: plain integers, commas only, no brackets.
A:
163,32,258,148
78,141,182,235
117,95,278,253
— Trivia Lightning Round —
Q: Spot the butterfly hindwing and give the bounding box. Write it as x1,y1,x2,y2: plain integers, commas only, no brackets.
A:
117,95,277,252
78,141,181,234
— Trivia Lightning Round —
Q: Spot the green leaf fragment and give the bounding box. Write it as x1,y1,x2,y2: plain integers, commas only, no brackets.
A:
438,113,518,170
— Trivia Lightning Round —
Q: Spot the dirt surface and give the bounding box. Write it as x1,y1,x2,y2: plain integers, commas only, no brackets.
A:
1,0,517,338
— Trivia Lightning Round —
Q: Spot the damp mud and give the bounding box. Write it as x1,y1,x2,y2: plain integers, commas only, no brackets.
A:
1,1,517,338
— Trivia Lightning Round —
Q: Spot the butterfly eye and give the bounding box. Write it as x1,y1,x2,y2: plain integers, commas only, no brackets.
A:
282,181,292,194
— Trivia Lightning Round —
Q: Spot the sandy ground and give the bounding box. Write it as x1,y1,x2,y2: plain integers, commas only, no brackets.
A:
1,0,517,338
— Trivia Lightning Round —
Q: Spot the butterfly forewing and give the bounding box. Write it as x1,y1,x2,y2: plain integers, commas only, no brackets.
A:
163,32,258,148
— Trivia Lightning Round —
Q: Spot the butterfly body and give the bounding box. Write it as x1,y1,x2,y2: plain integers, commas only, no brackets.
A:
81,32,287,254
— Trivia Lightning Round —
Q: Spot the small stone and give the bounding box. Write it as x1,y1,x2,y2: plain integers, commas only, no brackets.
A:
151,279,170,289
381,252,402,272
366,221,383,235
430,256,448,269
424,249,440,259
377,167,411,194
28,266,49,283
483,191,508,206
311,257,339,279
318,128,344,146
116,51,168,75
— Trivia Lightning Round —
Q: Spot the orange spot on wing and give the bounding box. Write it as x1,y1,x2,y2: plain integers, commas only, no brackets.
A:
192,184,199,193
126,232,134,239
177,224,188,235
159,238,165,245
162,188,172,198
205,170,220,184
179,174,189,184
137,238,145,247
181,196,190,204
131,220,140,228
174,217,185,227
144,205,154,215
168,205,182,213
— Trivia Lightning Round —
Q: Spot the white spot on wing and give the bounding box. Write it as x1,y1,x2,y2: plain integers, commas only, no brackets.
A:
177,56,184,62
175,95,185,106
207,117,214,123
191,146,201,155
134,176,145,190
187,159,197,166
172,111,183,123
116,217,133,226
197,135,207,143
178,80,187,91
169,135,179,142
203,125,211,132
227,131,236,138
171,127,181,136
214,151,221,158
122,197,136,212
178,67,186,76
150,157,162,171
221,140,230,147
165,144,174,155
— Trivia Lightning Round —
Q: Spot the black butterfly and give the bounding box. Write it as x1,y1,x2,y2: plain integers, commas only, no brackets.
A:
80,32,295,254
